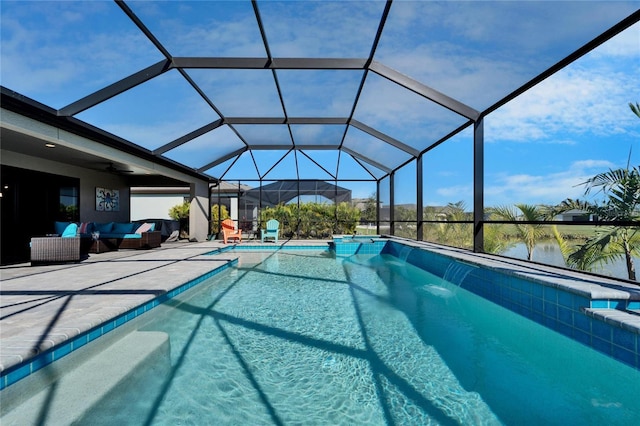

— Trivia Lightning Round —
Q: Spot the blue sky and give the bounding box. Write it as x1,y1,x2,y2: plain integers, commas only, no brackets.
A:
1,1,638,209
482,26,640,208
421,21,640,208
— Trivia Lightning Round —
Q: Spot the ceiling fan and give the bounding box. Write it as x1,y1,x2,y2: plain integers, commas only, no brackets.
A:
104,162,134,174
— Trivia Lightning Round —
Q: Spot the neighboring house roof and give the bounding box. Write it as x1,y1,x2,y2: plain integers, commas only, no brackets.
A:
243,181,352,206
561,209,591,215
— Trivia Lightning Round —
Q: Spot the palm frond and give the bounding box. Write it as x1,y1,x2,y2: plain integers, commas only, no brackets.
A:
552,198,594,216
488,205,517,221
551,225,574,265
514,203,546,221
582,168,629,196
567,227,623,271
627,228,640,257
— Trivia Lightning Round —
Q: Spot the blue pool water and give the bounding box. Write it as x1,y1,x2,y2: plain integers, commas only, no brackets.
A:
61,251,640,423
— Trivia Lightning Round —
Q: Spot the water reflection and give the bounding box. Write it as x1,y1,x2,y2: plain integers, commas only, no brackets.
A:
502,241,639,281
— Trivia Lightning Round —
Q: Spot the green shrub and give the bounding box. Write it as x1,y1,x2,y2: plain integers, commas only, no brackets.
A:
260,202,361,239
168,202,190,221
211,204,229,234
169,201,190,238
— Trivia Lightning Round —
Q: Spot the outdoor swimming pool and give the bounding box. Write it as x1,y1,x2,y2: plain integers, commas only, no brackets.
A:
4,249,640,424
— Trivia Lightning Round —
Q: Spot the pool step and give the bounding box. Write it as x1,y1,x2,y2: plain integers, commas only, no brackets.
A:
0,331,170,425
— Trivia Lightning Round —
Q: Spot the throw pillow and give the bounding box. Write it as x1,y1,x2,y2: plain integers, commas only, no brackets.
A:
78,222,93,234
62,223,78,238
135,223,152,234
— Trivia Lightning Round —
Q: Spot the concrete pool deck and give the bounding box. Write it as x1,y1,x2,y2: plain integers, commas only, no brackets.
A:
0,239,329,377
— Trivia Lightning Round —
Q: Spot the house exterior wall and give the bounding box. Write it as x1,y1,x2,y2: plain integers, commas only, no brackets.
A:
189,180,209,241
1,149,131,223
1,108,212,248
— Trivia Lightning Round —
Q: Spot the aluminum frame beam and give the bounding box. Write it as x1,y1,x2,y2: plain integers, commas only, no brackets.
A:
171,57,368,70
58,61,170,116
369,61,480,121
473,118,485,253
350,119,421,158
342,146,392,174
154,119,224,155
197,147,247,172
224,117,348,125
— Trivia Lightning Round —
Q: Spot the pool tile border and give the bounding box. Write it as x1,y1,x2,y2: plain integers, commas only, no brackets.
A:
0,260,237,390
379,240,640,370
329,236,387,256
206,244,330,255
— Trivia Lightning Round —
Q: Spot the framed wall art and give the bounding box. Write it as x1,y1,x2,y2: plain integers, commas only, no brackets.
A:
96,187,120,211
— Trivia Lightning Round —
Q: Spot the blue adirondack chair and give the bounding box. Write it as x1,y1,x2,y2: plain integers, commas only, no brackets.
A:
261,219,279,243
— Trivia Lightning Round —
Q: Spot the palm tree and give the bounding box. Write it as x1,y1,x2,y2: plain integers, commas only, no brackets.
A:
551,225,574,263
555,165,640,281
483,221,511,255
437,201,473,249
489,204,550,261
552,103,640,281
550,200,600,271
548,103,640,281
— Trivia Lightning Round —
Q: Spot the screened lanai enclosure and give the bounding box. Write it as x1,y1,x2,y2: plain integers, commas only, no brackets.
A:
1,1,639,280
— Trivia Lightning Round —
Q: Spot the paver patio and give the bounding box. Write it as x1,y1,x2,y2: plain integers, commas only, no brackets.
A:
0,240,319,374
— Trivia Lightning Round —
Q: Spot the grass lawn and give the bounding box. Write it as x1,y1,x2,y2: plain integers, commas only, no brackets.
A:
496,224,600,240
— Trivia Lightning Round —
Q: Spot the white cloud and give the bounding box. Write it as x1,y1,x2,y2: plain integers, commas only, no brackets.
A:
571,159,618,170
435,185,472,199
589,22,640,58
0,1,160,105
486,65,638,144
375,2,640,111
422,158,619,207
354,72,466,146
484,159,617,206
484,21,639,144
258,1,385,57
134,2,267,57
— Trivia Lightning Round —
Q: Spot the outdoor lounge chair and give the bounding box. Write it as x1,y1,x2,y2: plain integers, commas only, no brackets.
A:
261,219,279,243
221,219,242,244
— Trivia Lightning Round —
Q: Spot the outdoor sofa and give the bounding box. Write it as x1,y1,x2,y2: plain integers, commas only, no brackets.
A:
30,237,82,264
54,221,162,253
30,223,81,265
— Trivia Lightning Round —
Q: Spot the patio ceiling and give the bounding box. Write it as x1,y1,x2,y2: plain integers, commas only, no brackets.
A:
1,1,638,183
